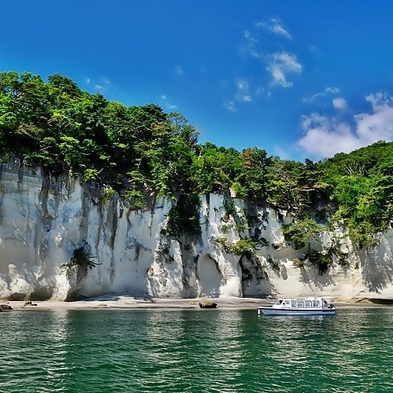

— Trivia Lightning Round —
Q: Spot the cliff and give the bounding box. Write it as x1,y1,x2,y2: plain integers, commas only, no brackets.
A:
1,160,393,301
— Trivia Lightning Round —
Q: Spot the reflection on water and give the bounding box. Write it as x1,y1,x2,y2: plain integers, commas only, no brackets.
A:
1,308,393,392
257,309,393,393
140,309,246,392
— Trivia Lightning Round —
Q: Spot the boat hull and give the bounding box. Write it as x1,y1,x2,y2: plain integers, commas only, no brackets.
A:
258,307,335,316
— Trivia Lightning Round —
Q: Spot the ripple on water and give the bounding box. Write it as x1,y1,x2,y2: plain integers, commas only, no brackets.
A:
1,308,393,392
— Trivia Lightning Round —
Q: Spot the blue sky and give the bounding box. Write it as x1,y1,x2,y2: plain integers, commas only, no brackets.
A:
2,1,393,162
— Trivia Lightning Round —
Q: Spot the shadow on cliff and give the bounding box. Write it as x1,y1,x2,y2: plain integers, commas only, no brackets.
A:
360,243,393,293
73,294,156,303
298,265,336,290
240,253,276,297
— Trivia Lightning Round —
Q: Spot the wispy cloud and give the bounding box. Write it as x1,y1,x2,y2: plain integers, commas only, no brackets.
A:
175,65,183,76
86,77,111,93
326,87,339,94
237,18,301,96
303,87,340,103
244,30,258,43
235,79,252,102
224,100,238,112
257,18,292,40
241,29,260,58
161,94,177,110
297,93,393,159
267,52,302,87
224,78,253,112
275,146,290,160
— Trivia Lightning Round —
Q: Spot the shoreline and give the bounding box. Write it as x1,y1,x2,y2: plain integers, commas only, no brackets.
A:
2,295,393,311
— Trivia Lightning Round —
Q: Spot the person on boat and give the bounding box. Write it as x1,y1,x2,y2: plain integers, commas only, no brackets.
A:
323,299,334,309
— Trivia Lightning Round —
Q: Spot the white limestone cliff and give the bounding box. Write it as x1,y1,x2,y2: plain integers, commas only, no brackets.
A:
0,160,393,301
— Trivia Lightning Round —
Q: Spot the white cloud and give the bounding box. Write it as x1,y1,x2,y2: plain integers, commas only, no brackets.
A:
175,65,183,76
241,20,300,89
258,19,292,40
93,78,111,93
267,52,302,87
298,93,393,159
272,52,302,73
271,25,292,40
225,79,253,111
303,87,341,104
332,97,346,110
298,114,360,158
235,79,252,102
241,29,260,59
268,66,292,87
244,30,257,43
355,93,393,144
326,87,339,94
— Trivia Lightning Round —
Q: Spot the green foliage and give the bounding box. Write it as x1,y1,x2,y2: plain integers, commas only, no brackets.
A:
321,142,393,248
307,248,334,275
101,186,116,202
237,147,272,204
230,181,248,198
292,248,334,275
61,247,99,278
191,143,244,193
232,238,259,255
165,193,202,237
293,258,305,268
221,224,229,234
223,198,236,218
83,168,103,182
282,218,323,250
215,237,259,255
123,188,146,209
1,71,392,245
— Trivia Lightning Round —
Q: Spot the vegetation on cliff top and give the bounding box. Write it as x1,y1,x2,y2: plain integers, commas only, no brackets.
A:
1,71,392,247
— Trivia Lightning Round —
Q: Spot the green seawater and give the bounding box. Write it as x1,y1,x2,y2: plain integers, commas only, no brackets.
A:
1,307,393,392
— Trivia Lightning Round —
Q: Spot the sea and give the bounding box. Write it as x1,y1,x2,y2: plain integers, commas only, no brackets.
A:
1,306,393,393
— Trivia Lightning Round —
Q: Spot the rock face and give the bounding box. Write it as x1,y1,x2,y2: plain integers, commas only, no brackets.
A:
0,160,393,301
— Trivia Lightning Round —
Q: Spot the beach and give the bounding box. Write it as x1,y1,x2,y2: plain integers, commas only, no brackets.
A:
1,295,389,311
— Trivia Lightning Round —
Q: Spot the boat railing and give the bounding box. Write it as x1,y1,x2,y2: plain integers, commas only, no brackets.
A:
273,297,333,309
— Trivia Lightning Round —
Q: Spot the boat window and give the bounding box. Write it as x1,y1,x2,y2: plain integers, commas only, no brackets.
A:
305,300,312,307
296,300,304,308
312,300,319,307
283,300,290,306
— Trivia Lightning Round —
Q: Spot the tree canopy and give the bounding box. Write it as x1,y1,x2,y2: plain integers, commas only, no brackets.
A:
1,71,392,247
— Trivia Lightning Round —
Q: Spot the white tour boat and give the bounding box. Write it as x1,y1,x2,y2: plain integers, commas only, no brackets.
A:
257,297,336,316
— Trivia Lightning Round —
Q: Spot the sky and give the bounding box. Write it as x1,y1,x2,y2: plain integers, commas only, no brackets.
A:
2,1,393,162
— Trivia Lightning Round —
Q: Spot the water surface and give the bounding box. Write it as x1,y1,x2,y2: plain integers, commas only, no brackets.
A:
1,307,392,392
